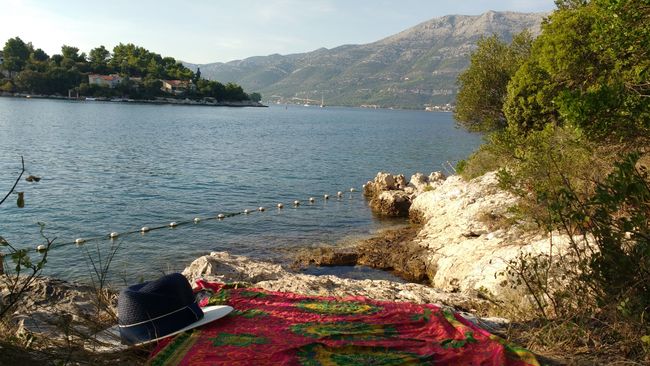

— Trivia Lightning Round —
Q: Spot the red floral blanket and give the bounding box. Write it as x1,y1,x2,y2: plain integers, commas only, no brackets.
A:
149,281,540,366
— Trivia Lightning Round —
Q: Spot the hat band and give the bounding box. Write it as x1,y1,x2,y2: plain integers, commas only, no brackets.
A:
118,301,204,345
119,301,201,328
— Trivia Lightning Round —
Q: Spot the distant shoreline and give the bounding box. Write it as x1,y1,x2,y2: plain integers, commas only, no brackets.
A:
0,92,267,108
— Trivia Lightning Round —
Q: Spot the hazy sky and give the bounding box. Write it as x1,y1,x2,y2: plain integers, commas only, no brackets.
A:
1,0,555,64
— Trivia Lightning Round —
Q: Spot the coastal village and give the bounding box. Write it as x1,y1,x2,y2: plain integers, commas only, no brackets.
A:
0,41,261,106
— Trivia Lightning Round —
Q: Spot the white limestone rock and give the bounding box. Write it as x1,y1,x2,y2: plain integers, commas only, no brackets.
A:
408,171,583,296
182,252,483,309
407,173,429,193
182,251,286,283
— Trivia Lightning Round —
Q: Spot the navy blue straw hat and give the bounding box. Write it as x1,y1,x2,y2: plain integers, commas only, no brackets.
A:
118,273,232,346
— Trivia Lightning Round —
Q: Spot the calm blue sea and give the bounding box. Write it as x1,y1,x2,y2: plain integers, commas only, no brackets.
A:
0,98,482,282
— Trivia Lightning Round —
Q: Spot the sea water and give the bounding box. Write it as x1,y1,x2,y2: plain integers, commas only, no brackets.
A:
0,98,482,282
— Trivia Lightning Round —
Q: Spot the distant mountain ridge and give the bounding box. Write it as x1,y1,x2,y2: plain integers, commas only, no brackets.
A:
185,11,545,109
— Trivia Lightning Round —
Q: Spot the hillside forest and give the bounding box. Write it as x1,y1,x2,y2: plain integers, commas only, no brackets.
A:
0,40,260,102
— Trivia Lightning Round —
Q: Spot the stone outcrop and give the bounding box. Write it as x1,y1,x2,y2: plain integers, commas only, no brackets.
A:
293,226,431,284
306,170,582,300
371,191,411,217
183,251,485,310
408,171,580,296
364,171,446,217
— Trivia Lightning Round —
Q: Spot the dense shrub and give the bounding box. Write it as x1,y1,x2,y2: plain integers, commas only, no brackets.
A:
456,1,650,361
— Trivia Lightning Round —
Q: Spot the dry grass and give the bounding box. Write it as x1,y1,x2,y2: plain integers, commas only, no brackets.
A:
503,313,650,365
476,209,518,231
0,311,150,365
478,277,650,365
475,261,650,365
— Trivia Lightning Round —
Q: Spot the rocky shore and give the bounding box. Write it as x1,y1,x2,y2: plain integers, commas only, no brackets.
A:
2,169,576,360
0,93,267,108
297,170,579,299
0,251,495,359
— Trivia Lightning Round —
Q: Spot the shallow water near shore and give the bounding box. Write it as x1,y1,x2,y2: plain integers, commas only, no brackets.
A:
0,98,482,283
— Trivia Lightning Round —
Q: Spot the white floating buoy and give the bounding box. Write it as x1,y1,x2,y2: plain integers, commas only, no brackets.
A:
324,194,329,200
194,217,201,223
258,207,265,212
277,203,284,209
169,222,178,228
294,200,300,206
309,197,315,203
75,238,85,245
141,227,150,233
110,232,119,239
244,209,251,214
350,187,356,192
36,244,46,252
362,184,366,189
217,214,225,219
337,191,343,197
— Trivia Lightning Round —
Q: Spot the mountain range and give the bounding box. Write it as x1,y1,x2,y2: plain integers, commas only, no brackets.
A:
184,11,545,109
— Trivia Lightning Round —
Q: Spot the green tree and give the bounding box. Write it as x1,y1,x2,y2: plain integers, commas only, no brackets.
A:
454,31,533,131
142,77,162,97
503,1,649,140
0,80,15,92
89,45,111,73
194,67,201,83
15,70,47,93
249,92,262,103
554,0,588,9
146,58,162,79
49,54,63,67
2,37,32,72
61,45,82,62
44,67,81,95
26,49,50,73
502,60,558,132
224,82,248,101
30,48,49,62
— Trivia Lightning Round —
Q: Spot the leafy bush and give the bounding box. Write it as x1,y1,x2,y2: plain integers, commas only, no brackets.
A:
551,153,650,319
454,31,533,132
456,142,506,180
498,152,650,362
456,1,650,362
503,1,650,140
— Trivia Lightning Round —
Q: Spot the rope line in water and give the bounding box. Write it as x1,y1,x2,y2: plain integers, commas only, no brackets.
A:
33,187,364,253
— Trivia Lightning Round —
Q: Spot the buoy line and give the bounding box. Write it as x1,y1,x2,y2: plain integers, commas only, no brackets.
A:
29,187,363,253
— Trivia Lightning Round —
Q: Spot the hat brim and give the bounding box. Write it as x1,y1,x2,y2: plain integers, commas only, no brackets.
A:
108,305,233,347
138,305,233,346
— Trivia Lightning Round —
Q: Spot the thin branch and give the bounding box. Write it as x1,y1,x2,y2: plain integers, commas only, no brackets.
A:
0,156,25,206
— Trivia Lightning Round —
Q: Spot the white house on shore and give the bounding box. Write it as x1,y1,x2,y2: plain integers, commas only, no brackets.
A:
86,74,194,95
161,80,195,95
88,74,122,88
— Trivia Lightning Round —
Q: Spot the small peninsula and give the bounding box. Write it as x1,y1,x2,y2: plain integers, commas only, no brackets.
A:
0,39,264,106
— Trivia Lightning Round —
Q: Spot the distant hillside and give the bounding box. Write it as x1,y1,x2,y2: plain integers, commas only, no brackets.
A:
185,11,545,109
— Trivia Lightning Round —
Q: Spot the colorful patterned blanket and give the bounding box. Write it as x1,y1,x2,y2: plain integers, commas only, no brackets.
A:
149,281,540,366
